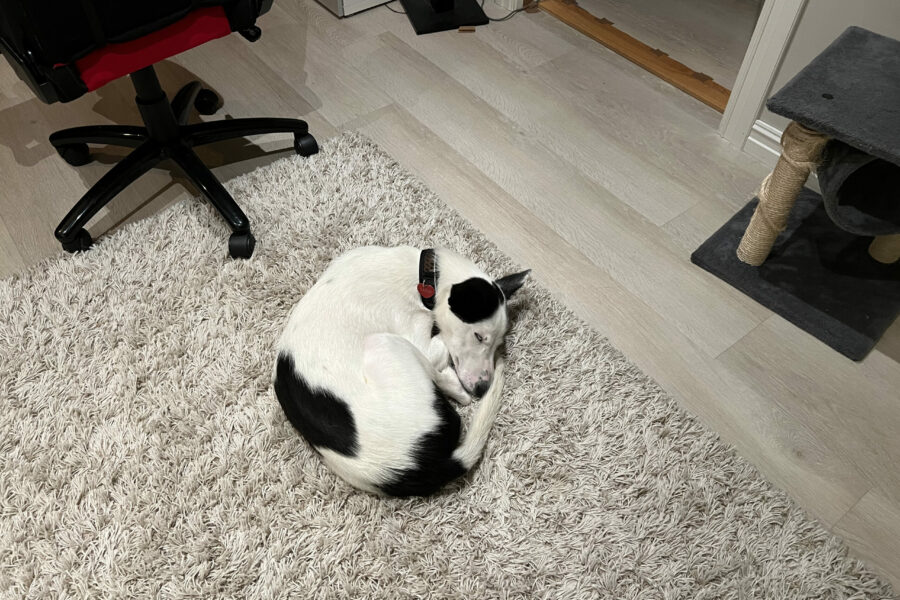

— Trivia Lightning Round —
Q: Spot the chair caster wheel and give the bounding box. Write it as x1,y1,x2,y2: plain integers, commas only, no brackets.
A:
294,133,318,157
194,89,220,116
239,26,262,42
229,231,256,259
61,228,93,253
57,143,92,166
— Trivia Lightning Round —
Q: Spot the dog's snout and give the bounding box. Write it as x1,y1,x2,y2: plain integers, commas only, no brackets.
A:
473,380,490,399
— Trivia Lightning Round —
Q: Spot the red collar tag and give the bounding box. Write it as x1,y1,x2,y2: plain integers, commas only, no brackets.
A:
417,283,435,299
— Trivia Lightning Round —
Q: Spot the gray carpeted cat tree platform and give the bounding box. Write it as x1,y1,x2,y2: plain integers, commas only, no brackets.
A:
692,27,900,360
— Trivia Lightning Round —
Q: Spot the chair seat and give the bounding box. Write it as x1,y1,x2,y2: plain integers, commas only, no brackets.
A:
71,6,231,92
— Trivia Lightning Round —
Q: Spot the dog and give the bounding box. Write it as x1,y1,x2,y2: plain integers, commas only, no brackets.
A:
273,246,528,497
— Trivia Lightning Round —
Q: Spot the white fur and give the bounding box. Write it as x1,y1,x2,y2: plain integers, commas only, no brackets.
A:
275,246,515,494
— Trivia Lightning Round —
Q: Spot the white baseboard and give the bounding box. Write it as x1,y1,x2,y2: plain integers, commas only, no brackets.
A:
743,119,782,168
743,119,821,193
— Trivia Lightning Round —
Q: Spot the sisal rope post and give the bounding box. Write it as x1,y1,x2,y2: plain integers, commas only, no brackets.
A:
868,234,900,264
736,122,829,266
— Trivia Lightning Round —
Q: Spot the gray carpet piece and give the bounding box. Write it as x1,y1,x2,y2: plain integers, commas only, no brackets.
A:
0,134,895,598
691,190,900,360
767,26,900,168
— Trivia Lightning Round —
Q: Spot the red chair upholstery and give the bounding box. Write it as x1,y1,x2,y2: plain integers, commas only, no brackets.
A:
0,0,317,258
74,7,232,92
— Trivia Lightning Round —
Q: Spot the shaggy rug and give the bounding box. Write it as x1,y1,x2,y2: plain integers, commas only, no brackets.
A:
0,133,894,599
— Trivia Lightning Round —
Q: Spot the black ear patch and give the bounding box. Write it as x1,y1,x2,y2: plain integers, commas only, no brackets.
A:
449,277,503,323
495,270,530,300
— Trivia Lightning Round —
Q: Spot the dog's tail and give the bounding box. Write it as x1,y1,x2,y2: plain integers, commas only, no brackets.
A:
452,357,506,470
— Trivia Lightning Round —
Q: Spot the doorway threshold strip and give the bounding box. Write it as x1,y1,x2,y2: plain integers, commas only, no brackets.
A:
540,0,730,112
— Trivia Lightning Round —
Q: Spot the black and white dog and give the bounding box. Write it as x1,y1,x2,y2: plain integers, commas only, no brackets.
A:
274,246,528,497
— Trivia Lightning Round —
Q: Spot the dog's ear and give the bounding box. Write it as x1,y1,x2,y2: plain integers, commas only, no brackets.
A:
495,270,530,300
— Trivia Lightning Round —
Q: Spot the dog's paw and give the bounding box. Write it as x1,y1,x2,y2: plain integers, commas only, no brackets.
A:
435,366,472,405
427,336,450,371
454,393,473,406
432,354,450,373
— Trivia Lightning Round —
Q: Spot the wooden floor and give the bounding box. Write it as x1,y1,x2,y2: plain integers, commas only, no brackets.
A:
1,0,899,588
575,0,760,89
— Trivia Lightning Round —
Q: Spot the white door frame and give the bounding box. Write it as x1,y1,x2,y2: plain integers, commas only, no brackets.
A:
718,0,807,146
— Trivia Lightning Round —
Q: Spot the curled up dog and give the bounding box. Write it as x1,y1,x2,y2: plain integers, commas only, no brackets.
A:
273,246,529,497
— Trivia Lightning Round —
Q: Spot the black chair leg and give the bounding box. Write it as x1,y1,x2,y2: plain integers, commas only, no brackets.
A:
184,117,317,155
170,144,256,258
171,82,202,126
55,142,161,251
50,125,148,150
169,144,248,232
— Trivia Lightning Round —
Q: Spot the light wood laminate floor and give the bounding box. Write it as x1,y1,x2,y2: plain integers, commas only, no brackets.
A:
1,1,898,588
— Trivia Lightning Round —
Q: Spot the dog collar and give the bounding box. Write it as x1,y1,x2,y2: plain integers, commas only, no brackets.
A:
418,248,437,310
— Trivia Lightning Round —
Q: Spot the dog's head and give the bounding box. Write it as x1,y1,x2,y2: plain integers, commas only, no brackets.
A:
435,269,529,398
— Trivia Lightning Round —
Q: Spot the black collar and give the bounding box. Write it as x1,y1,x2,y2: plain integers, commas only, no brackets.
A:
417,248,437,310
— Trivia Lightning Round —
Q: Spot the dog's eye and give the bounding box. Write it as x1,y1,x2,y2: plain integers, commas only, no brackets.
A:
474,332,484,343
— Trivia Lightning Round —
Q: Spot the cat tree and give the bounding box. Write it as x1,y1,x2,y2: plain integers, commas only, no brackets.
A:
692,27,900,360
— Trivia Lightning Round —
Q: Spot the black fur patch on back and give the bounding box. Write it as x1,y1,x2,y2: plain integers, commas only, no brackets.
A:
274,353,359,457
448,277,503,324
379,386,465,497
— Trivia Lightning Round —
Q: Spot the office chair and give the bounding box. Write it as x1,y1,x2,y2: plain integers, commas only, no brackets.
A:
0,0,317,258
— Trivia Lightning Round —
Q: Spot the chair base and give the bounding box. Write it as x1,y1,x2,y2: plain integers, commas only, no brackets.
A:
49,65,318,259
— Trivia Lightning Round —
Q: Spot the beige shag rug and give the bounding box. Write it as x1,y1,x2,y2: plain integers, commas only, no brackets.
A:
0,133,894,599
